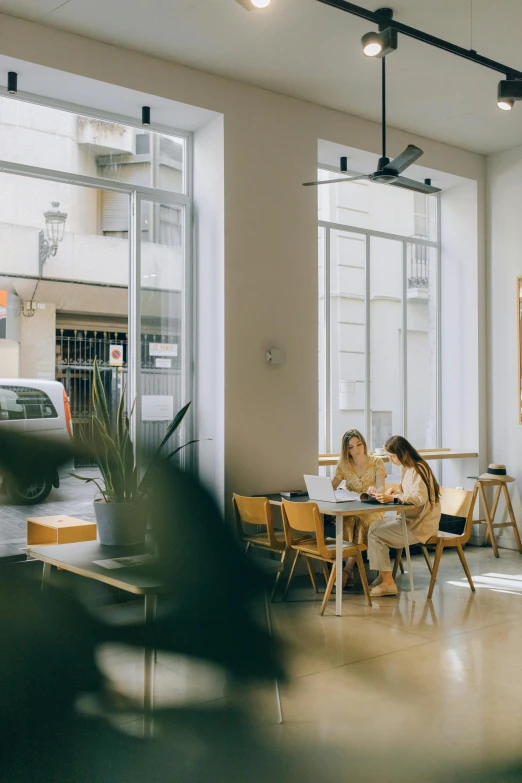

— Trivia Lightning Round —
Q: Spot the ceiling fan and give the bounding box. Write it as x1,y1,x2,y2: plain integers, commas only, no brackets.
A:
303,58,441,195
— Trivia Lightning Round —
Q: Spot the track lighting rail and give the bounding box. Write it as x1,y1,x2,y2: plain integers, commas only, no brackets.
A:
317,0,522,79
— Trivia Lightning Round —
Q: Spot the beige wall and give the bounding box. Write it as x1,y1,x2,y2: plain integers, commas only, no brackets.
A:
20,302,56,380
0,339,20,377
486,145,522,549
0,15,486,503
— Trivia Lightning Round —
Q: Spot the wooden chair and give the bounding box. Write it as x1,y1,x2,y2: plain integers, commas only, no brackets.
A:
392,486,478,599
232,494,288,601
281,499,372,614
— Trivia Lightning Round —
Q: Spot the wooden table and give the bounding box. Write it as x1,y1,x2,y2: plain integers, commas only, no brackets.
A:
265,494,414,614
29,542,162,735
318,449,478,467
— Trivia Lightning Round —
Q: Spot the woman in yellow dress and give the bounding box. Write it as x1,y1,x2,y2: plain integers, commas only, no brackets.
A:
332,429,387,587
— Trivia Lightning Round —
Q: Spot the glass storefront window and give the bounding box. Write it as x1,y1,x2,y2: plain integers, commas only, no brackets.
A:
318,168,438,241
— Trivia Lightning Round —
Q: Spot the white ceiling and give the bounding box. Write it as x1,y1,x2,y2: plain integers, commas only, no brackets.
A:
1,0,522,154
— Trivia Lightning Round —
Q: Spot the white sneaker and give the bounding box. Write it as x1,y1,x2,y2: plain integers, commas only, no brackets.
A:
370,584,398,597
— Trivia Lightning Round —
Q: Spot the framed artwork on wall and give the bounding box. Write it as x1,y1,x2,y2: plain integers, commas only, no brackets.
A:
518,277,522,423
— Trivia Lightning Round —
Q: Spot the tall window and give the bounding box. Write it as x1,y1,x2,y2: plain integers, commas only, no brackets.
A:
0,95,192,463
318,168,440,475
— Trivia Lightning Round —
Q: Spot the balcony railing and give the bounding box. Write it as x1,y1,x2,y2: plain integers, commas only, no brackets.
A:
408,243,429,289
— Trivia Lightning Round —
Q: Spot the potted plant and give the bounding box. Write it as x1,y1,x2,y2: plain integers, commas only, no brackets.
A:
73,358,196,546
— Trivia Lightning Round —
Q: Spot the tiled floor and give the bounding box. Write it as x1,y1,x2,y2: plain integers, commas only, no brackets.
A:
96,546,522,781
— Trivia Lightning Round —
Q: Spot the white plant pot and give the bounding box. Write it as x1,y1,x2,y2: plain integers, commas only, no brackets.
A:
94,499,148,546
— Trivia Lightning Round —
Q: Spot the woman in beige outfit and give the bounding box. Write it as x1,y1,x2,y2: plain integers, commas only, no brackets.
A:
332,429,387,587
368,435,441,597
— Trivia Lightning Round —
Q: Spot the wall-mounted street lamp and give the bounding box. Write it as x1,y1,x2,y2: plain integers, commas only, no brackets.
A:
39,202,67,276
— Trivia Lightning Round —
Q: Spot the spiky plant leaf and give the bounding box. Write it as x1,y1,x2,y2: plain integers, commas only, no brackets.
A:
92,358,111,436
138,401,191,495
156,401,191,454
116,382,127,452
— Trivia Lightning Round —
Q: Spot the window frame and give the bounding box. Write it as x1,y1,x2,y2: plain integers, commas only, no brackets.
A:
0,95,194,469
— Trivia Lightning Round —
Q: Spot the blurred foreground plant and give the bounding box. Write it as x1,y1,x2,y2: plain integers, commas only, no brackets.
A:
73,358,197,503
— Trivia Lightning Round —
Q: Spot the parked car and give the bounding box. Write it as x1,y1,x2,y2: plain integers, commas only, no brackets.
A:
0,379,74,504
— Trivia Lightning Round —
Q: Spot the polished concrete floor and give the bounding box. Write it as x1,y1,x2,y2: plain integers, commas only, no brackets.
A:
96,545,522,781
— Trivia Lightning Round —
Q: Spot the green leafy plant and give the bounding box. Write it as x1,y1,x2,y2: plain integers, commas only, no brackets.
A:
73,358,197,503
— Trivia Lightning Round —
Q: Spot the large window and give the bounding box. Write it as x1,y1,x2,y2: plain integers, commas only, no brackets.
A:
318,168,440,472
0,95,192,465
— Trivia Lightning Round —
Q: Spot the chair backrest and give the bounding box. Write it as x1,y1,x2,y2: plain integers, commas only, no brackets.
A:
232,494,279,547
440,486,476,544
281,499,329,557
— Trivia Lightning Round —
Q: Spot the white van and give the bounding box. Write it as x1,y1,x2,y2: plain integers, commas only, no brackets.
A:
0,379,74,504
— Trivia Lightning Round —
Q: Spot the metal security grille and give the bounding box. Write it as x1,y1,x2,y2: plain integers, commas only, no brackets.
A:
56,328,181,468
408,242,429,289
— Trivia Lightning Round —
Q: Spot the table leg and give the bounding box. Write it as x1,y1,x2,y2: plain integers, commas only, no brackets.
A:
264,588,283,724
41,562,51,592
400,511,416,602
143,594,157,737
335,513,343,616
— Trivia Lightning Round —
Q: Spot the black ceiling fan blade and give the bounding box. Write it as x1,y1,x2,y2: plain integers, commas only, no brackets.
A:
302,175,369,187
383,145,424,175
390,176,441,194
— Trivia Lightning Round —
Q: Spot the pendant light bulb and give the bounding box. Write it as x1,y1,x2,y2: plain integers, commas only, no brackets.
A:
251,0,271,6
497,99,514,111
361,32,383,57
364,41,383,57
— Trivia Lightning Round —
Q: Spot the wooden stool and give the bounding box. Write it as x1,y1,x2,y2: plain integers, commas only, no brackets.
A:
27,516,97,547
471,480,522,558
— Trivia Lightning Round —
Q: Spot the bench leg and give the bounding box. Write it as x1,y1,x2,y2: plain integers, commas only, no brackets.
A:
41,562,51,592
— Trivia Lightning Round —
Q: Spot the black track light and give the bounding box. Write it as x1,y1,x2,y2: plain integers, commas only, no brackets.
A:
142,106,151,126
361,10,397,58
361,27,397,58
497,78,522,111
7,72,17,95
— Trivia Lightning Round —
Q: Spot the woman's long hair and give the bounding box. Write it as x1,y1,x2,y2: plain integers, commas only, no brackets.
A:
385,435,440,506
340,429,368,465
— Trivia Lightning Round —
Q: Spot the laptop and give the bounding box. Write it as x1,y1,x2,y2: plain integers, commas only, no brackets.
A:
303,475,359,504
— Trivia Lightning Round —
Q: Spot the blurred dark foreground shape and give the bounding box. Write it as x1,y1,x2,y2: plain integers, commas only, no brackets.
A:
0,429,521,782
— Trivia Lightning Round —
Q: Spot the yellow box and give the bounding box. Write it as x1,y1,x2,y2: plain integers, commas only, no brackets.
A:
27,515,97,546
